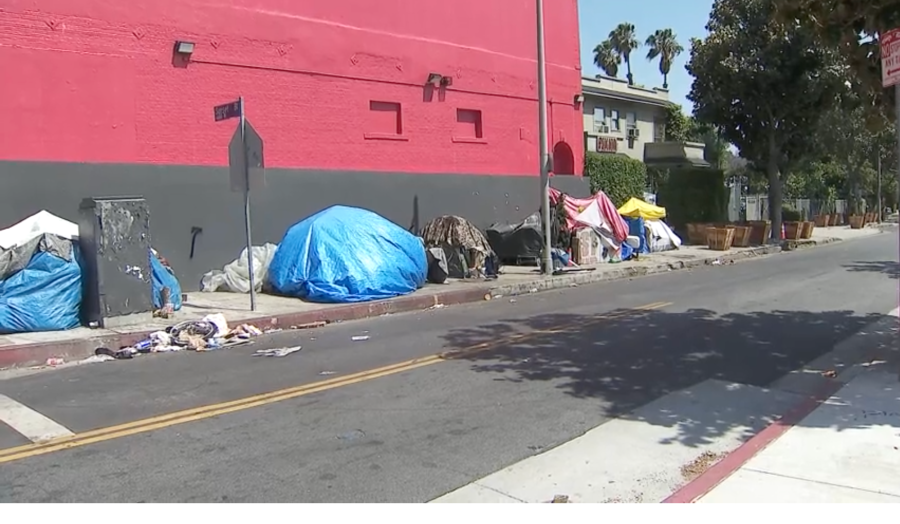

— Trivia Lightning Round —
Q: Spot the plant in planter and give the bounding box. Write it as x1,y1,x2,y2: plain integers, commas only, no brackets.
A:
782,206,802,239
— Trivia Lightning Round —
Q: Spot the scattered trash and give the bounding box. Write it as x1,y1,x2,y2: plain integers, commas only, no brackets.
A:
550,495,570,503
822,370,837,378
254,346,302,358
483,293,492,301
529,288,538,293
318,371,337,376
351,335,370,341
428,304,446,310
337,429,366,441
99,314,265,361
292,321,327,330
711,259,722,265
509,298,517,303
45,357,64,367
202,313,229,337
80,354,115,364
95,346,136,360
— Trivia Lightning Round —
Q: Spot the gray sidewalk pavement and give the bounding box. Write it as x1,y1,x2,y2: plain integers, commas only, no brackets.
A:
0,224,885,369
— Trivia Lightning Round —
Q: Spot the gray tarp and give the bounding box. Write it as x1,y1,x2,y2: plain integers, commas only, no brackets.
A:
0,233,74,281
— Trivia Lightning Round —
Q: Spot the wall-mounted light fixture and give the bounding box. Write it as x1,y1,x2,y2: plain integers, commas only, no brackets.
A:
174,40,196,56
426,72,443,85
574,94,584,105
440,76,453,87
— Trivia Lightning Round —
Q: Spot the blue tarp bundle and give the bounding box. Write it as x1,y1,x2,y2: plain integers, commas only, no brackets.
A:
624,217,649,254
151,251,183,311
0,238,82,334
267,205,428,303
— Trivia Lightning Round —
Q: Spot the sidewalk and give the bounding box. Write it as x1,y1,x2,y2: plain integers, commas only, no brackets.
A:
668,331,900,503
0,225,884,369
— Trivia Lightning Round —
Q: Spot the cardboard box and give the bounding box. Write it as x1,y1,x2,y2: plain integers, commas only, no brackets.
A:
572,228,600,265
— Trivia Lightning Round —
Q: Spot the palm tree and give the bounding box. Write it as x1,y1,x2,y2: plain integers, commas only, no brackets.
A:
609,23,639,85
645,28,684,89
592,39,621,77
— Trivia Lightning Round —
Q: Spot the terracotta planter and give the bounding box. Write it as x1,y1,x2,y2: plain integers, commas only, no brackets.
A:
783,221,803,240
747,220,772,245
800,221,815,239
829,213,841,226
686,223,710,245
813,215,830,227
730,225,752,247
849,215,864,229
707,227,735,251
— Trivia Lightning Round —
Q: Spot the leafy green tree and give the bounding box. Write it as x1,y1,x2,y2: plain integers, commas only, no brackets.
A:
609,23,640,85
645,29,684,89
772,0,899,112
593,39,621,77
687,0,845,238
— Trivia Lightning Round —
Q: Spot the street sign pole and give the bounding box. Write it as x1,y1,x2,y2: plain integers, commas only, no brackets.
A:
877,153,882,222
883,28,900,221
536,0,553,275
215,97,264,312
895,83,899,216
239,97,258,312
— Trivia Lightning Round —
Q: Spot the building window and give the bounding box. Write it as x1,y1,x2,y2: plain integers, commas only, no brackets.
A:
593,107,607,132
610,109,621,132
626,111,637,129
453,108,485,143
365,101,406,140
626,111,638,149
654,119,665,142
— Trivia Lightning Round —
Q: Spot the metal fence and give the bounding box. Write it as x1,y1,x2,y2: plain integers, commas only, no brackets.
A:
737,194,849,222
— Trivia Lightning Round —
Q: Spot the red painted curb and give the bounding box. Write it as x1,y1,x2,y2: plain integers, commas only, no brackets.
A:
0,286,493,369
663,379,845,503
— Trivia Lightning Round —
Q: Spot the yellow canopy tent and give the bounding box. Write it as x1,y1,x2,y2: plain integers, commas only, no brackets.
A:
617,197,666,220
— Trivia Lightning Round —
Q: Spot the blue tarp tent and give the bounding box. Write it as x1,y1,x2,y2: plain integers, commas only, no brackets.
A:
0,235,83,334
267,205,427,303
624,217,649,255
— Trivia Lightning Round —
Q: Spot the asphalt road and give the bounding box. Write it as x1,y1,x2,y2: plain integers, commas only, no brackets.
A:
0,232,897,502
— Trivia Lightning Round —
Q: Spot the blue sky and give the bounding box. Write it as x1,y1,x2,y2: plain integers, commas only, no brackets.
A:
577,0,713,113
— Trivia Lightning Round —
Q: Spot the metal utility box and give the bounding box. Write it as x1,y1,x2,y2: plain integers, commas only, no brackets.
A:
78,197,152,328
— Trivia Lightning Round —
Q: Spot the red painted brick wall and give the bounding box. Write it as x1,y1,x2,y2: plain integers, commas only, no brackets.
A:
0,0,584,176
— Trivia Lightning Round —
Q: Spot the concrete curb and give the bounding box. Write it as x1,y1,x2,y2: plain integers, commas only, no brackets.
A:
662,379,844,503
0,235,846,370
0,287,494,370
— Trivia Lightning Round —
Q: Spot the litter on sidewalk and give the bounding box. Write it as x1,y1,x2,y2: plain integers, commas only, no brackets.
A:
95,313,264,360
254,346,302,358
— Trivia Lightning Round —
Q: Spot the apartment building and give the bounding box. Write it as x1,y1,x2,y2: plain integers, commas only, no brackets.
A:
581,75,670,162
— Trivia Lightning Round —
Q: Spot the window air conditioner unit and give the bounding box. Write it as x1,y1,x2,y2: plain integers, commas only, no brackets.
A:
627,128,640,138
599,125,610,134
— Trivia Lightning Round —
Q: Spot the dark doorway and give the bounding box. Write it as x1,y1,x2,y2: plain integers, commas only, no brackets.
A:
552,141,575,175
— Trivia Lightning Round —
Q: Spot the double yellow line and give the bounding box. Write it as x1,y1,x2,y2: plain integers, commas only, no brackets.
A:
0,301,670,465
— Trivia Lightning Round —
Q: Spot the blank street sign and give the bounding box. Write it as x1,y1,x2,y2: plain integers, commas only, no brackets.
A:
228,121,266,193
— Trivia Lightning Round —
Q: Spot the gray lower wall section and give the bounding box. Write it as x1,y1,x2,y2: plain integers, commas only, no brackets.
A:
1,161,590,289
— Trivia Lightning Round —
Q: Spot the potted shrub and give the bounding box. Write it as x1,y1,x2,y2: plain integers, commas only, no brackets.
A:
849,215,864,229
782,207,803,240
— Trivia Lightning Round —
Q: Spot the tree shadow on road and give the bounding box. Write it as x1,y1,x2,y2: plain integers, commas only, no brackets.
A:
439,307,899,448
842,260,900,279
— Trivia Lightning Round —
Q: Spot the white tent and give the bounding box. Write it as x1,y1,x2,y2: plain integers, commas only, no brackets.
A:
646,219,682,252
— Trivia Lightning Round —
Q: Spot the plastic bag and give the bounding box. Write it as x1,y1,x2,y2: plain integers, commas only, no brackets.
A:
201,243,278,293
151,252,183,310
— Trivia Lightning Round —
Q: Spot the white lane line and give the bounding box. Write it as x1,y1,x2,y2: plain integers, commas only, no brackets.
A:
0,394,74,443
